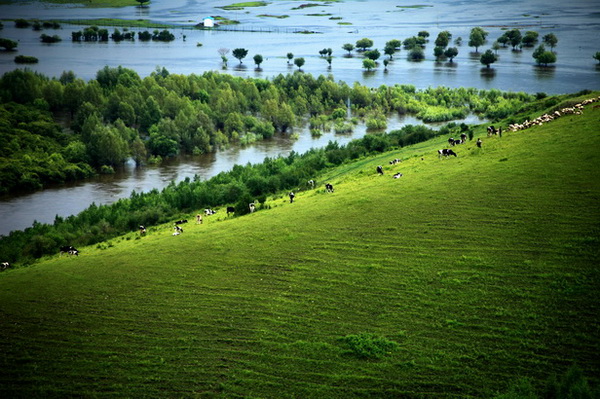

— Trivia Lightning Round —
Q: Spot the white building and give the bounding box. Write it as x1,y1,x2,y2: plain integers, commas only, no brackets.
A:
203,17,215,28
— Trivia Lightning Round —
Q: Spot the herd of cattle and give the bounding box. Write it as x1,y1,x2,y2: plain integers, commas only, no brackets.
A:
508,96,600,132
2,97,596,269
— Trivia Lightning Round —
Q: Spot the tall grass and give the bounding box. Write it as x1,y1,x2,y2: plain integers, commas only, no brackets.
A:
0,104,598,397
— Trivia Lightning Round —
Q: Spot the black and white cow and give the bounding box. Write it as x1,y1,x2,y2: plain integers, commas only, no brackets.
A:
139,225,147,235
174,219,188,225
438,149,457,158
307,179,315,188
60,246,79,256
227,206,235,216
325,183,334,193
376,165,384,175
205,209,216,216
249,202,256,213
1,262,9,271
393,173,403,179
174,225,184,234
460,133,467,142
476,138,482,148
389,158,401,165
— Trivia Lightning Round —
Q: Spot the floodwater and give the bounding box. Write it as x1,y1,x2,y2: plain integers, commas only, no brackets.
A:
0,0,599,236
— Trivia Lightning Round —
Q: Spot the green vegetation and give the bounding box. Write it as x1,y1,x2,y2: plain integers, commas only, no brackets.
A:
396,4,432,8
218,1,268,10
14,55,38,63
0,67,541,196
61,18,175,28
258,14,290,18
0,37,18,51
0,94,598,397
2,0,142,7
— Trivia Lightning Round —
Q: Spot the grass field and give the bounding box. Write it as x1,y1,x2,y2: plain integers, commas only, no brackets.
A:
0,100,599,397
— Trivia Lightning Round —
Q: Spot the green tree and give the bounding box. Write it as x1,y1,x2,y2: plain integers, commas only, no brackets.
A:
505,28,522,50
232,48,248,64
286,52,293,63
434,46,445,60
408,47,424,61
533,44,557,66
356,37,374,51
522,31,538,47
362,59,376,71
342,43,354,55
253,54,263,68
417,31,429,39
435,30,451,48
364,49,380,61
384,43,396,59
294,57,305,70
444,47,458,62
135,0,150,7
543,33,558,50
480,49,498,68
594,52,600,64
468,29,485,52
0,37,18,51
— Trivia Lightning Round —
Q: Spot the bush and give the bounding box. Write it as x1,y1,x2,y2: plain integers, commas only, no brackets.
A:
338,333,398,359
14,55,38,64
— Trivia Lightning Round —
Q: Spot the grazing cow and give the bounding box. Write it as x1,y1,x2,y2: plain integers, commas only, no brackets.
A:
325,183,334,193
174,219,188,225
227,206,235,216
289,191,295,203
448,137,455,146
1,262,9,271
460,133,467,142
204,209,216,216
393,173,403,179
139,225,147,235
60,246,79,256
476,138,482,148
389,158,401,165
438,149,457,158
376,165,384,175
174,225,183,234
487,125,497,136
249,202,256,213
307,179,315,188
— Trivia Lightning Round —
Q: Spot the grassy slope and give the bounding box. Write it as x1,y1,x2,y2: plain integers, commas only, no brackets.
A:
1,102,599,397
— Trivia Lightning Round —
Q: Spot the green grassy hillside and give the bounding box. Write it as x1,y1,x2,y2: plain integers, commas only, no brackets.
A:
1,102,599,397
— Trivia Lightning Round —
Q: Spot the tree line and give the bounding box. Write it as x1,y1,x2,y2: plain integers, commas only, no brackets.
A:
0,67,536,194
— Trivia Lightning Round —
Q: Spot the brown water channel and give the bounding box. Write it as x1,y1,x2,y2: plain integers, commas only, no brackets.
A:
0,0,599,236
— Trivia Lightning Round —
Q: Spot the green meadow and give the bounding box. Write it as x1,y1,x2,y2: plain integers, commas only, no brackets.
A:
0,102,599,397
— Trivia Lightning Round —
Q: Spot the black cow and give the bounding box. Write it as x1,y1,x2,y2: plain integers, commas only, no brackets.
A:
376,165,384,175
289,191,295,203
227,206,235,215
325,183,334,193
174,219,188,225
476,138,482,148
460,133,467,142
60,246,79,256
438,149,457,158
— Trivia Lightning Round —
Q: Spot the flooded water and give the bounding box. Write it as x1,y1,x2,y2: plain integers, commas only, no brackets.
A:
0,0,599,236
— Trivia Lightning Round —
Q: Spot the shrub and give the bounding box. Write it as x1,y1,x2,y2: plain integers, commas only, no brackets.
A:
14,55,38,64
338,333,398,359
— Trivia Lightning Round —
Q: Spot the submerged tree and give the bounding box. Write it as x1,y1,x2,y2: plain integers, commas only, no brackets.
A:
342,43,354,55
480,49,498,68
294,57,305,70
362,59,376,71
232,48,248,64
543,33,558,51
135,0,150,6
533,44,557,66
253,54,263,68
